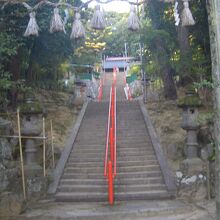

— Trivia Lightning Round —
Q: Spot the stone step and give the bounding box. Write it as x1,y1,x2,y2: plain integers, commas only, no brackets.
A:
117,140,150,145
68,155,156,162
64,165,160,174
117,165,160,172
71,149,105,154
117,135,149,139
117,143,152,147
73,144,105,148
117,129,148,133
70,151,155,158
115,190,172,201
73,147,154,154
58,185,107,193
116,155,157,161
78,126,106,130
55,192,107,202
62,171,161,179
117,114,143,117
74,139,106,144
64,167,104,173
116,145,153,150
66,160,159,168
73,142,154,151
78,126,107,131
62,173,105,179
58,184,166,193
117,133,148,137
117,132,148,136
68,155,156,163
75,134,106,138
117,160,159,166
117,117,144,121
60,177,165,186
117,171,161,178
18,200,194,220
79,121,107,125
115,184,167,193
55,190,171,202
117,123,146,127
65,162,103,168
74,141,106,145
117,138,150,143
67,157,105,163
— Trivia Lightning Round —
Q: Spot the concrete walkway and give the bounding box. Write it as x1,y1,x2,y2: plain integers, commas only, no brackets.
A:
102,71,126,101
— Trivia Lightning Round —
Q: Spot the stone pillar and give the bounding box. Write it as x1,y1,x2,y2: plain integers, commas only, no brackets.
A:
181,107,200,159
25,139,37,165
186,129,198,158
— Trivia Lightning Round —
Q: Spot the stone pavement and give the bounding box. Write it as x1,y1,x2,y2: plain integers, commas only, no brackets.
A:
7,199,215,220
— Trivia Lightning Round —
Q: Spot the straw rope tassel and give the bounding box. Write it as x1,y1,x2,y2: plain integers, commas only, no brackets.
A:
24,11,39,37
128,5,140,31
17,109,26,200
50,8,66,33
181,0,195,26
91,5,105,30
71,12,85,39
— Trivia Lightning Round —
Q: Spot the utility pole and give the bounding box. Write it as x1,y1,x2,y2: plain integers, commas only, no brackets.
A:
207,0,220,218
137,0,147,103
124,42,128,58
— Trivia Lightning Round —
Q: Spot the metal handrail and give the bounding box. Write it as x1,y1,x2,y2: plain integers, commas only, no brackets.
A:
104,87,112,176
114,87,117,177
104,69,117,205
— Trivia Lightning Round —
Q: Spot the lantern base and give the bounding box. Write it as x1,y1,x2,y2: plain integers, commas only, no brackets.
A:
180,158,205,176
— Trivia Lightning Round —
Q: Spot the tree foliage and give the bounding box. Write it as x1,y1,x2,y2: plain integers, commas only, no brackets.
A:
0,0,212,107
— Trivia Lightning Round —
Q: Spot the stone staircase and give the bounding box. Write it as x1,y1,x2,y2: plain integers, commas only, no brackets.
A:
115,101,172,200
55,101,108,201
54,99,174,202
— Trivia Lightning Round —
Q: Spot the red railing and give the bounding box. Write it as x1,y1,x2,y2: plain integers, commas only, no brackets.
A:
104,72,117,205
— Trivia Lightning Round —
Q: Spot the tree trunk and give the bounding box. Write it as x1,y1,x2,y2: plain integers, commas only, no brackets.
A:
156,39,177,100
177,0,192,85
26,40,36,83
178,25,190,56
9,49,21,107
162,67,177,100
207,0,220,218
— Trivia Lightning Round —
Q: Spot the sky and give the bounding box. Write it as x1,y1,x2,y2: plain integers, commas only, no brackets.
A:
86,0,131,13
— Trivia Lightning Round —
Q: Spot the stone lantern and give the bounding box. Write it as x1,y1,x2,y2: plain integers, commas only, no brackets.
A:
19,98,43,175
178,89,204,174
